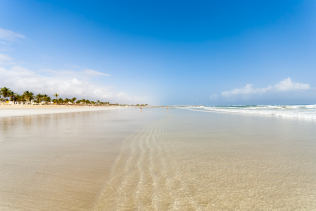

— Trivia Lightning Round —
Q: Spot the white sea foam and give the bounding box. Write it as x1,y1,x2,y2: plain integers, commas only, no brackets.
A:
176,105,316,120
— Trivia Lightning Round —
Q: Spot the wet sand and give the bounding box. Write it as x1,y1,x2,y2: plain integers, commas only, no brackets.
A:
1,108,316,210
0,108,163,210
95,110,316,210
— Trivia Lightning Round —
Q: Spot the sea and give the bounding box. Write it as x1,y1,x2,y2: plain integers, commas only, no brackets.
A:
177,104,316,120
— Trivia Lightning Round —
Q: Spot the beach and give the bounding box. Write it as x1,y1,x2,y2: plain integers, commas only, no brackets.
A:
1,108,316,210
0,105,125,118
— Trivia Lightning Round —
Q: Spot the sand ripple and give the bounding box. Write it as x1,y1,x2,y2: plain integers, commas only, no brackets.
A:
94,116,316,210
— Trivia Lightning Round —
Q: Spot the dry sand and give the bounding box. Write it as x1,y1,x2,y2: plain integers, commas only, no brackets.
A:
0,105,123,117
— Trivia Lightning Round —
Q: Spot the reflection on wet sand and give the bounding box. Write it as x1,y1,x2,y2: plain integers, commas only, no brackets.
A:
95,110,316,210
1,109,316,210
0,108,161,210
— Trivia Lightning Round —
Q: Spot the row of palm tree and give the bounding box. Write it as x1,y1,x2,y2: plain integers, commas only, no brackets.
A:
0,87,111,105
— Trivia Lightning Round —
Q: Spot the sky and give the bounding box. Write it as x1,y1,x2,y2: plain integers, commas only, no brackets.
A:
0,0,315,105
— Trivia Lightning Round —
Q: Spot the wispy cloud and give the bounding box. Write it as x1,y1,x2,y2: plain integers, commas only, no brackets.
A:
0,65,144,103
209,78,315,104
40,68,111,79
0,54,14,64
221,78,310,97
0,28,25,42
84,69,110,76
0,28,25,51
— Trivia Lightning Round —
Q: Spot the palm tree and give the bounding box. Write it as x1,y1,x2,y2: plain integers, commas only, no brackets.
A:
19,94,27,104
35,94,43,104
58,98,64,104
29,92,34,104
42,94,49,104
15,94,21,104
45,96,51,104
53,93,59,105
23,91,29,103
0,87,11,102
72,97,77,104
23,91,29,102
9,91,16,103
42,94,47,102
23,91,34,104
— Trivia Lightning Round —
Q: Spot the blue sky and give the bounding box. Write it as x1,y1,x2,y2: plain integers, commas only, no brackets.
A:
0,0,315,105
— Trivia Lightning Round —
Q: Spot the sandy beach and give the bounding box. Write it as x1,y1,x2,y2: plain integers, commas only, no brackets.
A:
0,105,124,118
0,107,163,210
1,108,316,210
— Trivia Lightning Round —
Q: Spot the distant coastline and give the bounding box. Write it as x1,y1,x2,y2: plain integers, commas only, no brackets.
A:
0,87,147,107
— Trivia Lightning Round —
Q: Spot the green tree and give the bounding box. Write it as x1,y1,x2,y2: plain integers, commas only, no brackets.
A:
46,97,51,103
72,97,77,104
23,91,29,102
54,93,59,105
42,94,51,104
23,91,34,104
58,98,64,104
35,94,43,104
9,91,16,102
0,87,11,102
15,94,21,104
19,94,26,104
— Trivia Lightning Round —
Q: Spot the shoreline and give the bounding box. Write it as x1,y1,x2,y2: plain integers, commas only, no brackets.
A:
0,105,124,117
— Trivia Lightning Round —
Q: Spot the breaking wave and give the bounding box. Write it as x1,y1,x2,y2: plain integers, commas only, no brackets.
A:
176,105,316,120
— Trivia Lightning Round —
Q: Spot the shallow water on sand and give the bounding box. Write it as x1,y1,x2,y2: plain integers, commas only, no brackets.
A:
0,108,162,211
95,109,316,210
1,108,316,210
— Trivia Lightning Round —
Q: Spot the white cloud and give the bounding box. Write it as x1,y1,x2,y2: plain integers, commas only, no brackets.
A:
84,69,110,76
274,78,310,91
221,78,310,97
40,68,111,78
0,65,145,103
0,54,14,64
0,28,25,42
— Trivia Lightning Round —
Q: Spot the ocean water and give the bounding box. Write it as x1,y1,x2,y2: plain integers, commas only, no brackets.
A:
1,108,316,210
178,105,316,120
